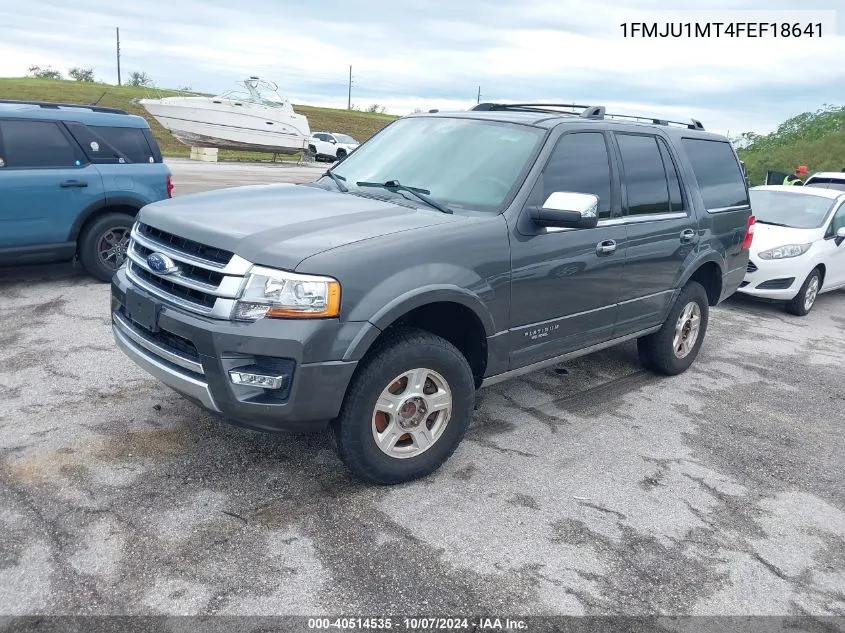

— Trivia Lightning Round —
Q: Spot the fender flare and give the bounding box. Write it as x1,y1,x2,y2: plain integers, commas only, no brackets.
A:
343,285,497,361
68,195,148,241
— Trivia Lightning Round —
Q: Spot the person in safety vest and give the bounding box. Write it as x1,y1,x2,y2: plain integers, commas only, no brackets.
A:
783,165,807,185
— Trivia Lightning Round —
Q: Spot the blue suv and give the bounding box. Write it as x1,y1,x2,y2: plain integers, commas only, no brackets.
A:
0,100,172,281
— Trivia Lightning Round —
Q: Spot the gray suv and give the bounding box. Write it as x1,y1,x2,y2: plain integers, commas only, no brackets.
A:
110,103,754,484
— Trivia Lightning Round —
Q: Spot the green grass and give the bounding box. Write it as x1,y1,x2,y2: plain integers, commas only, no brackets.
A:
0,77,398,162
736,104,845,185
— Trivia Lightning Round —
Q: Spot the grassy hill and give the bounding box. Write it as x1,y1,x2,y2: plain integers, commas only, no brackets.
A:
0,78,398,161
736,104,845,185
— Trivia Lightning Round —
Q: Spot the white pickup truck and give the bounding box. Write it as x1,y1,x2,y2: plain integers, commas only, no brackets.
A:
307,131,360,162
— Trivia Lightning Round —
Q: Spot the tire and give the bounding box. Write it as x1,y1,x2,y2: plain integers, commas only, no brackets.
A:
335,149,347,162
785,268,821,316
333,327,476,485
78,212,135,282
637,280,709,376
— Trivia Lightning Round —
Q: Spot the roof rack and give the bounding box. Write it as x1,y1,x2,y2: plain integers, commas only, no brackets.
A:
471,102,704,130
0,99,128,115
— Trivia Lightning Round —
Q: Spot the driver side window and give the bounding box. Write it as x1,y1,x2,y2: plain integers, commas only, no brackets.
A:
541,132,613,219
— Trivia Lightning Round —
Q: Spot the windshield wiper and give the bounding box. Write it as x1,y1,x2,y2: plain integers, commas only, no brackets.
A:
755,220,790,227
356,179,452,214
323,169,348,192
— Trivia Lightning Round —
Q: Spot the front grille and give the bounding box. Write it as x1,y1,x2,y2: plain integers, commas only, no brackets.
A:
126,221,253,318
129,262,217,309
137,222,233,265
133,242,225,287
747,261,758,273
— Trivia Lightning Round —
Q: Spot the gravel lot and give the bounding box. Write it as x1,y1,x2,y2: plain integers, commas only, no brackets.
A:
1,159,843,617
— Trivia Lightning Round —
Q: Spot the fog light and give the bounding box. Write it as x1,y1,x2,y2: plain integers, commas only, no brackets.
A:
229,369,287,390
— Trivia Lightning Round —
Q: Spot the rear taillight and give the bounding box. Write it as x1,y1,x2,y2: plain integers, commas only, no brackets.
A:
166,174,174,198
741,215,755,250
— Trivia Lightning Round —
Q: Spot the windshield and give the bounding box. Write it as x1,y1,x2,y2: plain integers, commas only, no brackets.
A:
330,116,545,212
750,189,836,229
334,134,357,144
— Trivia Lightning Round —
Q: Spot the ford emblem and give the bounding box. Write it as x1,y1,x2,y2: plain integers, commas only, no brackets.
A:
146,252,179,275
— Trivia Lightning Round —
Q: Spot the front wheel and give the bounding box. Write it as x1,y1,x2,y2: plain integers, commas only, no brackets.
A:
785,268,821,316
637,280,709,376
333,327,476,485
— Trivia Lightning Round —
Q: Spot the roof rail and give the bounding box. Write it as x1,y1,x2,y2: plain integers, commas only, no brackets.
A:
0,99,128,115
470,102,705,130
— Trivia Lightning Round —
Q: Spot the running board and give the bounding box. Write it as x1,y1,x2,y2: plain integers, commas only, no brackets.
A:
479,326,661,388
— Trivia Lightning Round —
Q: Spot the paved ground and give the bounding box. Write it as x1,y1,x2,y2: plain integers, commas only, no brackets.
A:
1,160,843,617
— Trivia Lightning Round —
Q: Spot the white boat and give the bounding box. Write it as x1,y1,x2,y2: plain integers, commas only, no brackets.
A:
137,77,311,155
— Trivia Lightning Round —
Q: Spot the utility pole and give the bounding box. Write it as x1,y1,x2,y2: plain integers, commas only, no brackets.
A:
116,27,121,86
347,65,353,110
477,86,481,104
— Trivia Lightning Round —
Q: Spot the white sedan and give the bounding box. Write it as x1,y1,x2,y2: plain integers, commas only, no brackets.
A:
739,185,845,315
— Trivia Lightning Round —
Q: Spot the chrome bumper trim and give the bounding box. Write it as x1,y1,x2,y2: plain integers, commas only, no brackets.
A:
113,322,220,412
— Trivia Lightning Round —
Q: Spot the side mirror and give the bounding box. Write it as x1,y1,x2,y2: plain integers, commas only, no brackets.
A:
329,138,337,144
835,226,845,246
531,192,600,229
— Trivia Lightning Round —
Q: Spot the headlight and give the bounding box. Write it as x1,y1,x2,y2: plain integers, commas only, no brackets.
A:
758,243,812,260
233,266,341,321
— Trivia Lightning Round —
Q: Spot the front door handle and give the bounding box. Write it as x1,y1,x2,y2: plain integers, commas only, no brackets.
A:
680,228,696,243
596,239,616,255
60,180,88,188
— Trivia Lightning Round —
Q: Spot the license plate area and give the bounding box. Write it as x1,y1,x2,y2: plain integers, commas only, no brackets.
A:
124,287,160,332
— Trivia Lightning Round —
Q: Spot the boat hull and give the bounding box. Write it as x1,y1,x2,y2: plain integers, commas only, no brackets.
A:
139,98,311,154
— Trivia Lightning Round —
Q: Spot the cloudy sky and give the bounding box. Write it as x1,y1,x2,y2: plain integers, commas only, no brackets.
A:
1,0,843,136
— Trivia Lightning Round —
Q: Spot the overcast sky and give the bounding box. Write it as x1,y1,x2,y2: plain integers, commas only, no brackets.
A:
1,0,843,136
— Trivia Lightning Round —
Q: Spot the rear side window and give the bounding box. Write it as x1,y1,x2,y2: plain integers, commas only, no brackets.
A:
0,120,79,168
805,178,845,192
542,132,613,219
616,133,673,216
681,138,749,210
88,125,155,163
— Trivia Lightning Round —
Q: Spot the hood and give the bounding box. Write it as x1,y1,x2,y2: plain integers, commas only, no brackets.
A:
750,222,822,253
138,183,459,270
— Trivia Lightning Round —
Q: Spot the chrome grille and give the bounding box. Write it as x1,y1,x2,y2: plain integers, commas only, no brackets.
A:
126,222,253,318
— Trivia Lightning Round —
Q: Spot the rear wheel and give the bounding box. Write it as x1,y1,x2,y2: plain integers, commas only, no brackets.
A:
785,268,821,316
637,280,709,375
335,149,347,161
333,327,475,485
78,212,135,282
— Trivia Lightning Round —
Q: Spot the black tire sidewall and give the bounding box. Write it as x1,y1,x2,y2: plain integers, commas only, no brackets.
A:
78,212,135,282
642,281,709,375
786,269,820,316
335,330,475,484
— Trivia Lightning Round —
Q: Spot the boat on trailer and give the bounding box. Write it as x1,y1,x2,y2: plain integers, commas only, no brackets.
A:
137,77,311,155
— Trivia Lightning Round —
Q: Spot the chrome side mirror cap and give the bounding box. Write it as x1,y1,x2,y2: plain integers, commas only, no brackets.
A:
532,192,600,229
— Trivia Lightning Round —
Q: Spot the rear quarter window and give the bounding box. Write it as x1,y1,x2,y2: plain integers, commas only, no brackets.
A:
87,125,157,163
681,138,749,211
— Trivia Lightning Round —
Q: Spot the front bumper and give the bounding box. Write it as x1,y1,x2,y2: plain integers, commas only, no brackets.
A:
736,255,805,300
111,267,369,432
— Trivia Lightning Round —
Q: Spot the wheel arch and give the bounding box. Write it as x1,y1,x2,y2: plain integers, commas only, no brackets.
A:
344,286,496,388
678,255,724,306
69,196,147,243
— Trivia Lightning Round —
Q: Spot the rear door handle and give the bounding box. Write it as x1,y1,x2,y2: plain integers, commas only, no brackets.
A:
60,180,88,188
596,239,616,255
680,229,696,243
